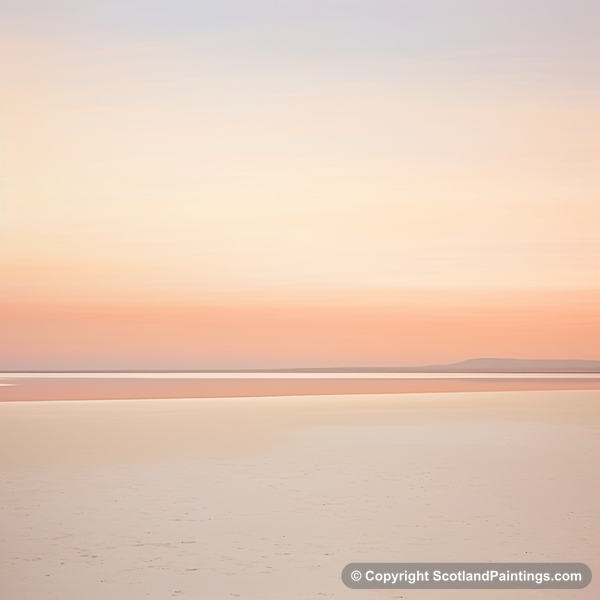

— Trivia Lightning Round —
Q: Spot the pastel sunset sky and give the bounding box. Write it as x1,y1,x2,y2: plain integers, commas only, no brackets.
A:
1,0,599,369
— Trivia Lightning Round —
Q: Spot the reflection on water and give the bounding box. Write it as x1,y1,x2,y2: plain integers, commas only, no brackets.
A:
1,374,599,402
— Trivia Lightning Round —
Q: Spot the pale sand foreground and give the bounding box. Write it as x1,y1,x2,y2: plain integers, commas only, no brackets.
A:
1,390,598,599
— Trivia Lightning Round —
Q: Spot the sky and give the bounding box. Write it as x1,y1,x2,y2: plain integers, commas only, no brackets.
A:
1,0,599,369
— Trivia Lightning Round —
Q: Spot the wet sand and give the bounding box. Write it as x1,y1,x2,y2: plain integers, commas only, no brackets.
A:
2,375,599,401
1,390,599,599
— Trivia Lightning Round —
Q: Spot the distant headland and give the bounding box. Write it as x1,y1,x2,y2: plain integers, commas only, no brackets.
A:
281,358,600,373
3,358,599,374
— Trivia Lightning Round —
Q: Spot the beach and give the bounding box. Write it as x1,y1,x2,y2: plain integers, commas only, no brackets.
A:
1,389,598,599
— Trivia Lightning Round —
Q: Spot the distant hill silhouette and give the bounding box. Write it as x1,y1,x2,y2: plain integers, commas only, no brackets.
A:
4,358,599,374
412,358,600,373
282,358,600,373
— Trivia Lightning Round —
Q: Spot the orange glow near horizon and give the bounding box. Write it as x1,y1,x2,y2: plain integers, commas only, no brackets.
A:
2,288,598,370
